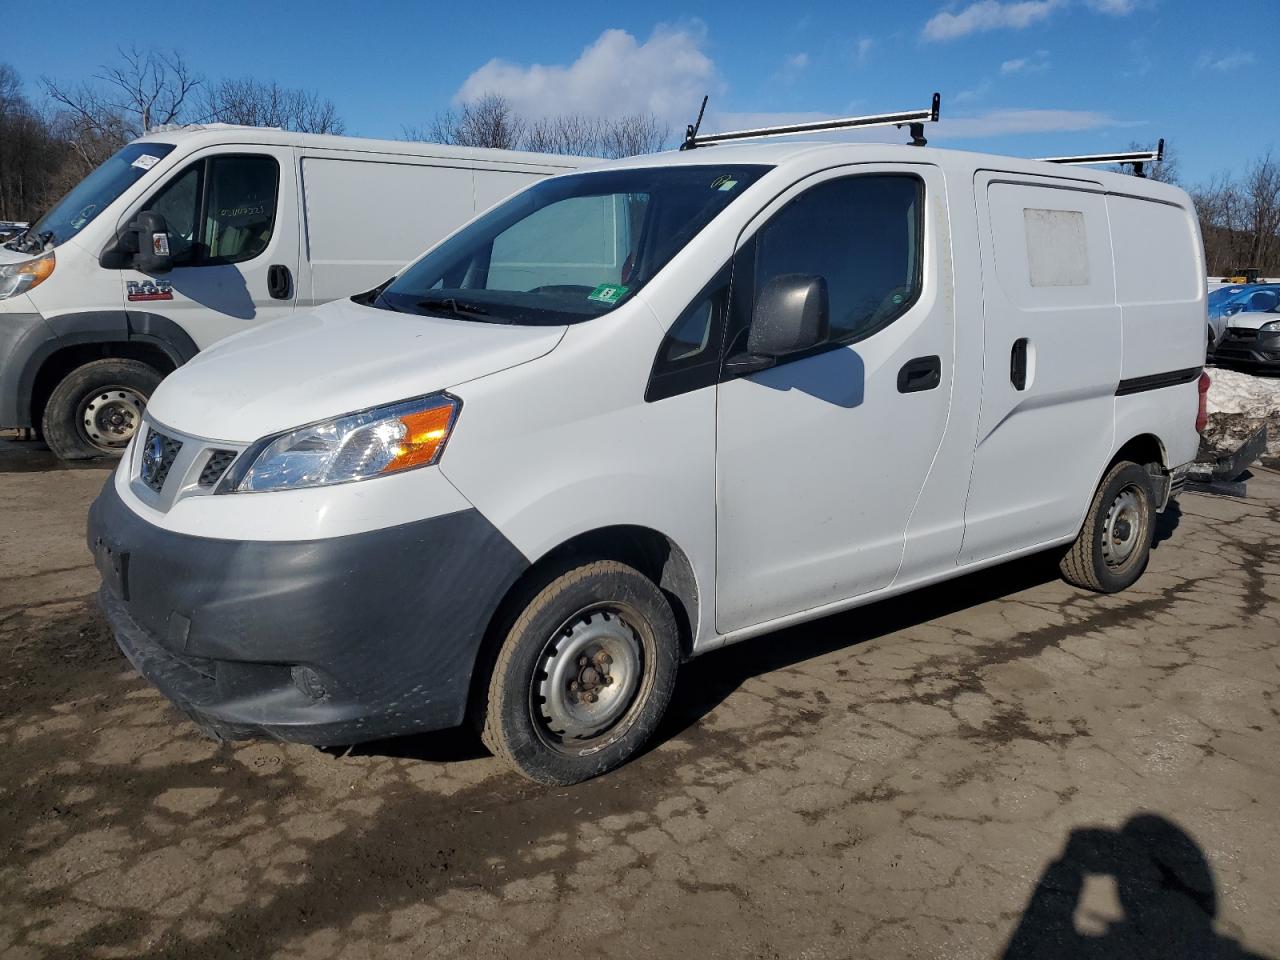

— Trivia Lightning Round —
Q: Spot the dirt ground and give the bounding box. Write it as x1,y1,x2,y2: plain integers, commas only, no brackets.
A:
1,440,1278,960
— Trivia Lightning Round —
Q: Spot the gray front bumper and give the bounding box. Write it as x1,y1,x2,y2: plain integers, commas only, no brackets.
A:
88,478,529,745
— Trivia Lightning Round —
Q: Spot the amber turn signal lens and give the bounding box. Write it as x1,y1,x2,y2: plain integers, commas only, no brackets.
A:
382,403,456,472
20,252,56,289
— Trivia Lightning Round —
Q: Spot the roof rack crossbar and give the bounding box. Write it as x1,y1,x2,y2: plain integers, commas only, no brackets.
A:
680,92,941,150
1037,138,1165,178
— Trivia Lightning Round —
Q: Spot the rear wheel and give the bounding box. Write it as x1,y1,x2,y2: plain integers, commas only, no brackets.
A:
480,560,679,785
42,359,163,461
1060,460,1156,593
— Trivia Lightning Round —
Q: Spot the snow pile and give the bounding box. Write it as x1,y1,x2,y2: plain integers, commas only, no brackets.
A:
1202,367,1280,460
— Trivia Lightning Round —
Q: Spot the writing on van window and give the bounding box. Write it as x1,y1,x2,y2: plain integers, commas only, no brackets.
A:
1024,208,1089,287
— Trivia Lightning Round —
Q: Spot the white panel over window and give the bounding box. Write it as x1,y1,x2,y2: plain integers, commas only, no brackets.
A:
1024,208,1089,287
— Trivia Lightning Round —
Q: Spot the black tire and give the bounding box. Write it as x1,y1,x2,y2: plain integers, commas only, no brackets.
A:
1060,461,1156,593
480,559,679,785
41,359,163,461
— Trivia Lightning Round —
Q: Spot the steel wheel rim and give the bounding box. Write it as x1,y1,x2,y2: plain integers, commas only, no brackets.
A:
1102,484,1144,568
80,387,146,450
532,602,647,752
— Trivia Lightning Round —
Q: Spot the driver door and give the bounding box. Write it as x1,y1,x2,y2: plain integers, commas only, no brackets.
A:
118,146,299,349
715,165,955,634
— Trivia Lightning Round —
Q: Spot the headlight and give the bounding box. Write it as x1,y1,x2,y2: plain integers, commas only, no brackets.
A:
228,394,460,492
1262,320,1280,333
0,252,55,300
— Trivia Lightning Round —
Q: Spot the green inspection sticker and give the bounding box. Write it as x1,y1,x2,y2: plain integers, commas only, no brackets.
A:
587,283,629,304
710,174,739,191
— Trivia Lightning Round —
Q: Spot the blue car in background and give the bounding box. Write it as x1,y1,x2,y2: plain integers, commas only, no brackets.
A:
1210,284,1280,369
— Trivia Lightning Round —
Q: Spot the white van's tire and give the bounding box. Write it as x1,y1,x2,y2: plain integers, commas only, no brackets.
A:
481,560,679,785
42,359,162,461
1060,461,1156,593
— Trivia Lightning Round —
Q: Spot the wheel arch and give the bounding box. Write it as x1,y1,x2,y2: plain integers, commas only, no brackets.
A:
26,311,197,427
466,524,700,720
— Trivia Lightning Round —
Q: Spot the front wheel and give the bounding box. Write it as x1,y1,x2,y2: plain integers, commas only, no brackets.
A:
1060,460,1157,593
41,358,163,460
480,560,679,785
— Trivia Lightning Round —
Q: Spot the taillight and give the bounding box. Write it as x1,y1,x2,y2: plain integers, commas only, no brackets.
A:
1195,371,1211,433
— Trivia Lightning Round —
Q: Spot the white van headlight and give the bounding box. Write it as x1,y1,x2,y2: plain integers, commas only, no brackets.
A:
229,394,459,492
0,252,55,300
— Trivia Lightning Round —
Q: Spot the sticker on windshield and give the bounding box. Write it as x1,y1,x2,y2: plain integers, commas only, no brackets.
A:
710,175,739,192
131,154,161,171
587,283,629,305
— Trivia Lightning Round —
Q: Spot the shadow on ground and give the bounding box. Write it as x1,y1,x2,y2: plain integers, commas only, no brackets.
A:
1003,813,1268,960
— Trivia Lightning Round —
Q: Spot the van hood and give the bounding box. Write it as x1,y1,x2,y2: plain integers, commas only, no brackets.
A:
146,298,567,441
0,244,35,266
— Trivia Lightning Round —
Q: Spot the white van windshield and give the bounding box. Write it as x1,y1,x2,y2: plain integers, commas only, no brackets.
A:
374,165,770,325
5,142,176,253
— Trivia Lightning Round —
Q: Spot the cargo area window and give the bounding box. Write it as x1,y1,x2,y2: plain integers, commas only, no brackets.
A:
142,154,279,267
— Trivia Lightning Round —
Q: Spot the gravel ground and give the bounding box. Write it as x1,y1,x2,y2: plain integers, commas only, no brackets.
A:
1,441,1278,960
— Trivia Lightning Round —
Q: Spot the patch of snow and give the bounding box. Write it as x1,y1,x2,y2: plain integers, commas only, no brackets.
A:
1204,367,1280,419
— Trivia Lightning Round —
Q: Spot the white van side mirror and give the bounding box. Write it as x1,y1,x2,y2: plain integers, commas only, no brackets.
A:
748,273,830,358
127,211,174,275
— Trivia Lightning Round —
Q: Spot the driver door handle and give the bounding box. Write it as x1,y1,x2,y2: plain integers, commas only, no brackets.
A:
267,264,292,301
897,355,942,393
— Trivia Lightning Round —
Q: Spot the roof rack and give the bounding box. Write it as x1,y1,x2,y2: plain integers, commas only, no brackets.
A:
1037,138,1165,178
680,93,941,151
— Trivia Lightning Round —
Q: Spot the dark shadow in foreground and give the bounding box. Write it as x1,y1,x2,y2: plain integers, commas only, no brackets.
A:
1003,814,1268,960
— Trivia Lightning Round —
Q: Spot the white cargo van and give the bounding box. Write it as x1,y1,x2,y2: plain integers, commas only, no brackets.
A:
0,126,591,459
88,129,1209,785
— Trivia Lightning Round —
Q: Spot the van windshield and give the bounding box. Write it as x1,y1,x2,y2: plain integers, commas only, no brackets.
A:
374,165,770,325
6,142,176,253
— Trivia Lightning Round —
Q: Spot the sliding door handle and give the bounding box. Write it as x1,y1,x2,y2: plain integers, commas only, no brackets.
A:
267,264,292,301
1011,338,1029,390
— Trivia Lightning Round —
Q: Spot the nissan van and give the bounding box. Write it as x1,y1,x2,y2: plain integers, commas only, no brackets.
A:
89,138,1208,784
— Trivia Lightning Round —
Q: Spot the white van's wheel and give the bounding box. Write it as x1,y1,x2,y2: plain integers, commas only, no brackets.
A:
1060,461,1156,593
481,560,679,785
42,359,163,461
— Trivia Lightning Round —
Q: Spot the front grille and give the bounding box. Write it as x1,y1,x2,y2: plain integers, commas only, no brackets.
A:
199,450,237,488
1228,329,1258,341
142,429,183,492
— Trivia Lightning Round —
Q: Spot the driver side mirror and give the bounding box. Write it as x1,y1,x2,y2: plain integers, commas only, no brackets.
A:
127,211,173,275
746,273,830,358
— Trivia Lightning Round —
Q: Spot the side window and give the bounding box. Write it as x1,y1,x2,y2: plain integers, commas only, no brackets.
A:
203,155,278,264
746,174,923,350
144,165,201,266
140,154,278,267
645,265,731,402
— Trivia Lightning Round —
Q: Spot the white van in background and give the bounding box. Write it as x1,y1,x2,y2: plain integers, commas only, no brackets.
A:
89,136,1209,785
0,126,592,459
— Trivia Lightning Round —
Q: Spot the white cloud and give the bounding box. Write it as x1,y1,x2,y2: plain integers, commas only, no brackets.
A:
923,0,1063,41
1197,50,1256,72
1083,0,1136,12
455,24,719,130
853,37,875,65
786,52,811,70
1000,49,1051,74
954,78,993,104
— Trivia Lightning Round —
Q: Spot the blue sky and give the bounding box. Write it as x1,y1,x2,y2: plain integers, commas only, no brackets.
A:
15,0,1278,184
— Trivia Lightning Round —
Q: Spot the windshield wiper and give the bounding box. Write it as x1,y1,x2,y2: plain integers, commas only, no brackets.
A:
416,297,504,322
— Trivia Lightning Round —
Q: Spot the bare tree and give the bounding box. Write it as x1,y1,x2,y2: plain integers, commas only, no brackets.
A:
598,113,669,159
42,46,202,168
1192,153,1280,277
199,78,345,134
0,64,72,223
408,93,527,150
408,93,669,158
